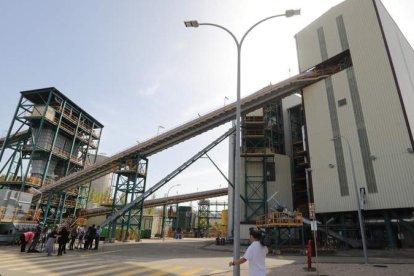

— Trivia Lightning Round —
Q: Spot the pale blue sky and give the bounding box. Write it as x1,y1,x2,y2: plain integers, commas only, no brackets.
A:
0,0,413,199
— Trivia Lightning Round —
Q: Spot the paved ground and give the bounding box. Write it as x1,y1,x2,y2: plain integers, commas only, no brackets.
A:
0,238,413,275
205,240,414,276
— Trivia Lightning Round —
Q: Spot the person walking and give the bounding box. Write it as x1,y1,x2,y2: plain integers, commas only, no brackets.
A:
69,225,78,250
76,225,85,249
229,228,268,276
88,224,96,250
83,226,91,250
45,226,58,256
94,225,101,250
57,225,69,256
20,230,35,252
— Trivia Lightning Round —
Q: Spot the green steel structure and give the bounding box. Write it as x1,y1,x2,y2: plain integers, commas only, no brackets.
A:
0,87,103,224
241,102,284,223
288,104,310,214
109,155,148,242
197,199,227,232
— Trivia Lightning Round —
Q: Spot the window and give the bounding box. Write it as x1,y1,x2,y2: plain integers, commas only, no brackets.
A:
338,98,347,107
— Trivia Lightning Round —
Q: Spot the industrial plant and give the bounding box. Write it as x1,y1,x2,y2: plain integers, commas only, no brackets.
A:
1,0,413,253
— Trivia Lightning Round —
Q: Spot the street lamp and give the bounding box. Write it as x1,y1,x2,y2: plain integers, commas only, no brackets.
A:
224,96,229,106
166,184,181,198
157,125,165,136
185,9,300,275
162,184,181,241
331,136,368,264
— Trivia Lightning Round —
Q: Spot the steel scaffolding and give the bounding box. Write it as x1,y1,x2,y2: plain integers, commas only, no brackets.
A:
197,199,227,232
288,104,310,213
241,102,283,223
0,87,103,224
109,155,148,242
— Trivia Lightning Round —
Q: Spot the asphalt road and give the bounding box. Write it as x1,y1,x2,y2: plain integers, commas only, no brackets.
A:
0,238,239,276
1,238,414,276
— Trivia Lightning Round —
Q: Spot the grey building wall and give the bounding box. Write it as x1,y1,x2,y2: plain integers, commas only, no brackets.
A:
296,0,414,213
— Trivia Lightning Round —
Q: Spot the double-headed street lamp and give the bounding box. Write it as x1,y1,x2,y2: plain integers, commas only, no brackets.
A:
332,136,368,264
162,184,181,241
185,10,300,275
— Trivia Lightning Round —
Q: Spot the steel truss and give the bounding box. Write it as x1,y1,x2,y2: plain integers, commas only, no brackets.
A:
109,155,148,242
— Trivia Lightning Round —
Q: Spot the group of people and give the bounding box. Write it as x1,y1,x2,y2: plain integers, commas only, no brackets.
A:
21,223,102,257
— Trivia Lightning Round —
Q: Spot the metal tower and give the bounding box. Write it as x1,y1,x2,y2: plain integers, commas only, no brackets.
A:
0,87,103,224
241,102,284,223
109,155,148,241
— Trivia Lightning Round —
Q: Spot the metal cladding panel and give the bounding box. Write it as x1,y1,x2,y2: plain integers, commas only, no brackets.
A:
376,0,414,143
343,0,414,210
295,3,345,71
298,0,414,212
303,78,354,213
273,154,293,211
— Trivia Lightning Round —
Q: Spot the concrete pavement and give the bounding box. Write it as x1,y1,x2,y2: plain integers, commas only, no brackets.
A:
1,237,413,275
201,238,414,275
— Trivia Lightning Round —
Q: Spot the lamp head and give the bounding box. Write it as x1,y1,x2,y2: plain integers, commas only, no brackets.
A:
184,20,199,28
285,9,301,17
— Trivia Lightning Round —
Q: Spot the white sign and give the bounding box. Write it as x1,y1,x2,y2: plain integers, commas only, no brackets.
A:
311,220,318,231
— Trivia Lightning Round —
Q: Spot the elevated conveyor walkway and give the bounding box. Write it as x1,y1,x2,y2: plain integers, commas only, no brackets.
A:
80,187,228,218
0,130,30,150
33,66,340,199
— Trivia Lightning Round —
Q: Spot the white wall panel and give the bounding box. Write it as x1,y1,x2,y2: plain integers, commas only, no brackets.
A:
376,0,414,142
298,0,414,213
304,77,354,213
273,154,293,211
295,3,346,71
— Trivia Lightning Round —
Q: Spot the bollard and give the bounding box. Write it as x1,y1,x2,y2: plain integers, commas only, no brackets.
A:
307,239,313,270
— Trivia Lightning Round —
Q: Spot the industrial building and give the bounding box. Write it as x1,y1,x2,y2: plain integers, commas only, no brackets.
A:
1,0,413,250
297,0,414,248
227,0,414,249
0,87,103,229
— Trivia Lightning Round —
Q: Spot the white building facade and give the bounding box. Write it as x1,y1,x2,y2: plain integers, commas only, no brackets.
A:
296,0,414,247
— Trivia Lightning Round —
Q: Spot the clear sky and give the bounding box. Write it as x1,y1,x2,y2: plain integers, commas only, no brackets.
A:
0,0,413,200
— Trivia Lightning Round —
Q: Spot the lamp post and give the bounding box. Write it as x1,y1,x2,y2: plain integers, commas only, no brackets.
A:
185,10,300,275
157,125,165,136
162,184,181,241
332,136,368,264
224,96,229,106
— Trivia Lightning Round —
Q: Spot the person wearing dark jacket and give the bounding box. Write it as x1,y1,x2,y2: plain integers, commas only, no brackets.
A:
84,226,91,250
69,226,78,250
57,225,69,256
88,224,96,250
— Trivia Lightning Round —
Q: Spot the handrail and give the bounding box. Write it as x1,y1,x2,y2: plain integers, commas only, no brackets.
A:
33,67,339,198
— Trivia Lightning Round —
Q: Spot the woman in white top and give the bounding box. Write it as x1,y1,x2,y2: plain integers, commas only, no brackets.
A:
229,228,268,276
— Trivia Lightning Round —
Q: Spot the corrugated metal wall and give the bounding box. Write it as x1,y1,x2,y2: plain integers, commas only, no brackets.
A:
376,0,414,143
297,0,414,213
